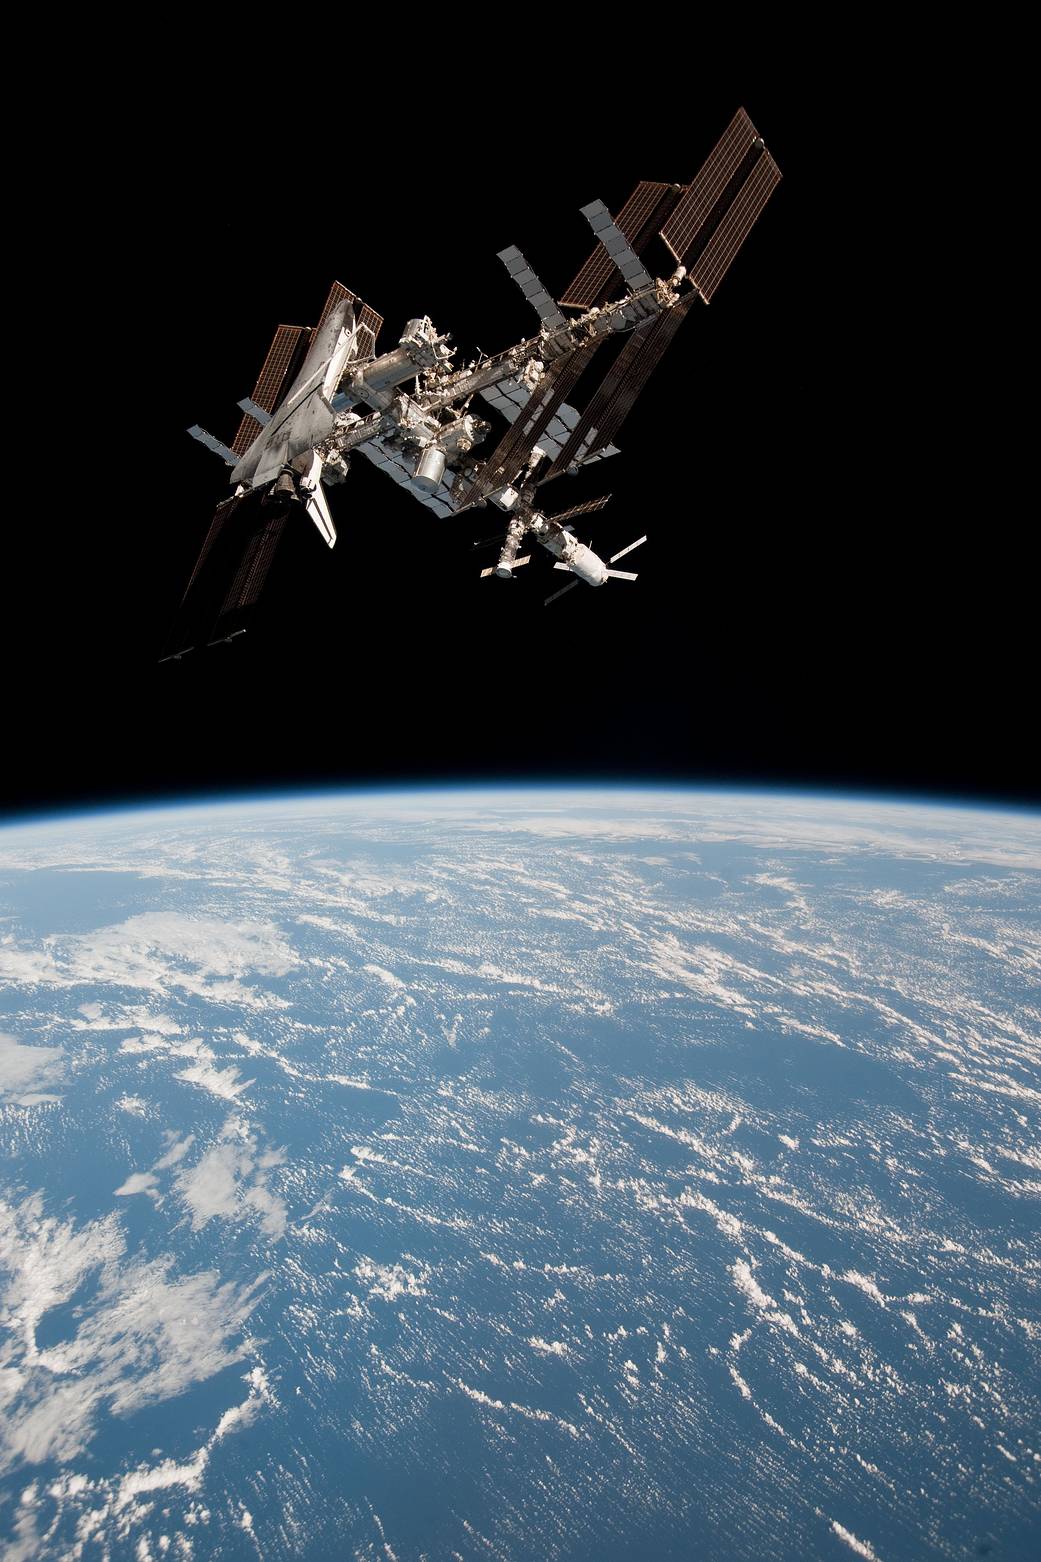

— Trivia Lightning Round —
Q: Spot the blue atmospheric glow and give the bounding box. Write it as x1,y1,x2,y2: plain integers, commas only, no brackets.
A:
2,777,1039,835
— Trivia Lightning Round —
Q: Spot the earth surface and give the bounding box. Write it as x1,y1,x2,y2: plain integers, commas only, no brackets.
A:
0,789,1039,1562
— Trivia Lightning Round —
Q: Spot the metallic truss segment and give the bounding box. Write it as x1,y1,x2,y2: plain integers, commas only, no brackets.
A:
497,246,566,330
689,152,781,300
660,107,760,264
230,324,311,456
560,180,679,309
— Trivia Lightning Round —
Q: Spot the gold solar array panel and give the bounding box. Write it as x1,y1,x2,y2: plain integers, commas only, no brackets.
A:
315,281,352,334
560,180,676,310
230,324,310,456
689,152,781,301
207,511,290,645
660,108,760,265
546,323,656,477
317,280,384,354
356,302,383,353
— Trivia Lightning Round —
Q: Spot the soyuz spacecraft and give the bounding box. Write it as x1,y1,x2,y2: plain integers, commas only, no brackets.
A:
163,109,780,658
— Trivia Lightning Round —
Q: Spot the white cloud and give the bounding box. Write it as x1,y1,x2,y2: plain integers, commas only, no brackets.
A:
354,1257,430,1302
363,963,406,988
0,1033,64,1104
175,1145,240,1227
173,1128,287,1240
114,1173,160,1203
830,1521,882,1561
20,1365,277,1554
114,1094,148,1116
0,1195,264,1475
0,913,298,1009
152,1134,194,1171
174,1062,253,1103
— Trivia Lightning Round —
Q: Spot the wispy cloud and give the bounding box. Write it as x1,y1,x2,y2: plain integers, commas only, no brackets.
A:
174,1121,287,1239
0,913,297,1009
0,1194,264,1476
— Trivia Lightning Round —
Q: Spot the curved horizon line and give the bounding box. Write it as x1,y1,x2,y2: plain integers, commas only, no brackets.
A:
2,778,1040,833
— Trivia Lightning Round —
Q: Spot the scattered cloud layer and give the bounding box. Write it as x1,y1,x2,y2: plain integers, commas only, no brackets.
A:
0,913,297,1009
0,1193,265,1476
115,1117,288,1240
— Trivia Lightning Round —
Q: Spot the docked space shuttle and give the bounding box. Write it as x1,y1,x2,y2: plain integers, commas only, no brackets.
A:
164,108,780,659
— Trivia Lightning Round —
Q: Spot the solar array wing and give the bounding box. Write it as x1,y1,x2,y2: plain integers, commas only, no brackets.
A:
457,343,602,508
545,294,699,478
317,279,383,356
688,152,781,300
544,576,581,606
560,181,679,310
230,324,311,457
548,495,612,525
660,108,760,264
497,246,567,330
315,281,351,334
543,321,655,478
585,293,699,450
356,302,382,357
160,493,281,659
206,507,290,644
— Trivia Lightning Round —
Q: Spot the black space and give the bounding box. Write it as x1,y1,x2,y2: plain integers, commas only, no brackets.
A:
6,52,1037,821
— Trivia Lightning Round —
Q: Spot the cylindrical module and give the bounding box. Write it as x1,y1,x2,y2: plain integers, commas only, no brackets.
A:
494,516,527,577
564,542,609,587
413,447,447,492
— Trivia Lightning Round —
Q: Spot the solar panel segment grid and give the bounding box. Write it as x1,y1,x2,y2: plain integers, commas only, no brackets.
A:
315,281,352,335
357,304,383,352
660,108,758,263
689,152,782,301
586,291,699,445
212,512,289,638
546,321,655,476
180,497,240,601
230,324,309,456
560,179,672,309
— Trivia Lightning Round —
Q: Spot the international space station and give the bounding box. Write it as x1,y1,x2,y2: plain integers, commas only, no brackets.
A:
163,108,780,658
